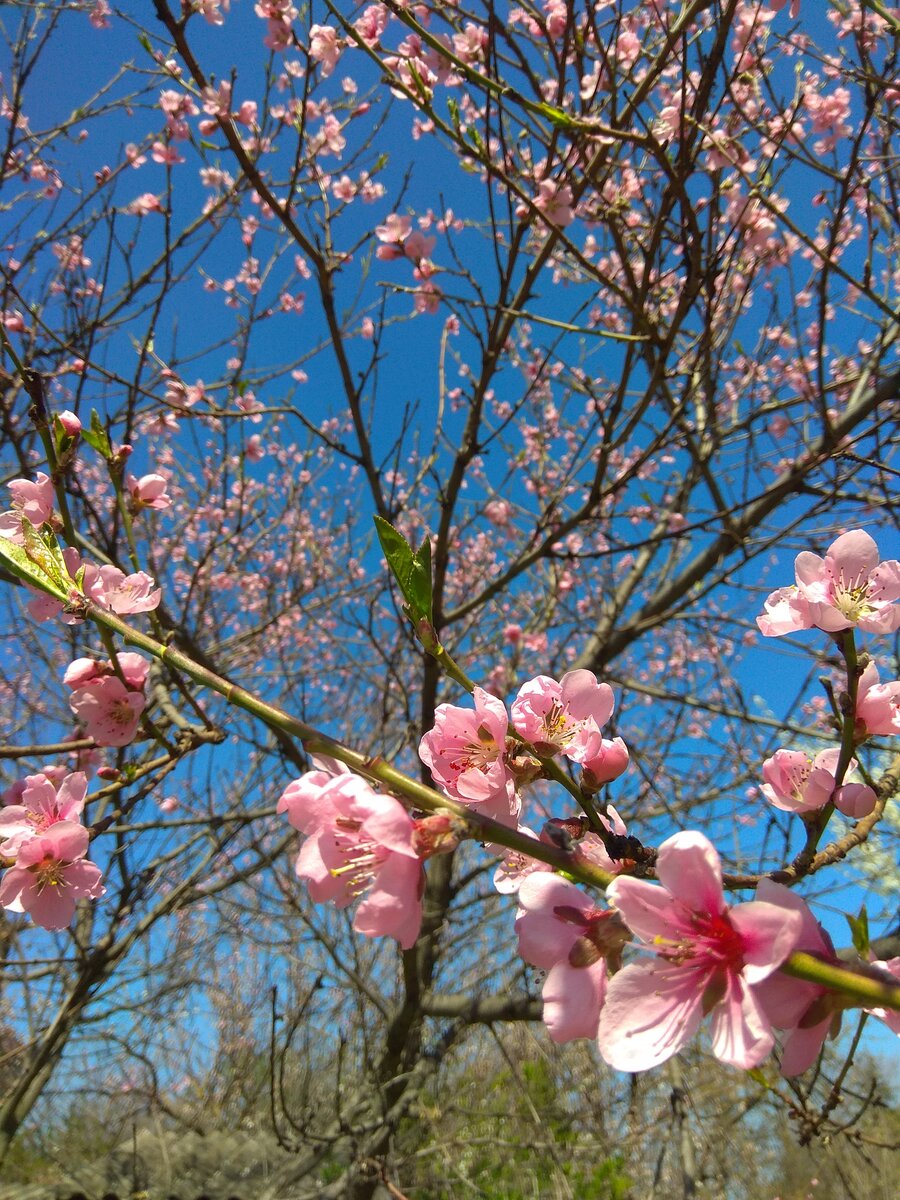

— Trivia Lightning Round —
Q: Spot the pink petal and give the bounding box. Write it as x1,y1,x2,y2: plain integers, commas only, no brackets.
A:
560,670,614,727
23,878,78,930
541,959,606,1042
357,796,417,858
730,900,802,983
655,831,725,917
708,974,775,1068
606,875,688,942
778,1018,833,1076
597,961,704,1072
868,558,900,603
826,529,879,580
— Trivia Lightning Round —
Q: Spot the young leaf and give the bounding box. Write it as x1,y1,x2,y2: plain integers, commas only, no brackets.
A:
408,535,433,623
846,906,870,958
374,515,415,597
0,526,68,601
81,409,112,458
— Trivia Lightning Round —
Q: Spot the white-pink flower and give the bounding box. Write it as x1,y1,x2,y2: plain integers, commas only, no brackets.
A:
96,565,161,614
758,530,900,637
760,747,876,818
278,759,423,949
0,771,87,857
511,670,614,762
419,687,518,822
69,671,147,747
516,874,627,1043
597,832,803,1071
0,472,56,543
0,821,105,930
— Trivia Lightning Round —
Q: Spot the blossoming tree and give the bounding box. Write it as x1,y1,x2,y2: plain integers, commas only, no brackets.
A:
1,0,898,1194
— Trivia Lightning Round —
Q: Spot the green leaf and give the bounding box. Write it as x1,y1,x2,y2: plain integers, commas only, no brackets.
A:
0,524,68,601
374,514,414,588
138,32,153,55
80,409,111,458
374,516,433,623
846,906,870,957
408,535,433,623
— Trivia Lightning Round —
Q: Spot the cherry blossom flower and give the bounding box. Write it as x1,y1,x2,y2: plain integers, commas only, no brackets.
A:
769,0,801,16
278,759,423,948
760,747,842,814
96,565,161,614
516,874,628,1042
309,24,341,75
0,771,87,857
0,821,105,930
855,661,900,737
597,832,802,1071
68,672,146,747
757,530,900,637
760,747,876,818
125,193,163,216
492,826,547,894
511,671,615,762
0,471,55,542
419,687,518,822
531,179,574,227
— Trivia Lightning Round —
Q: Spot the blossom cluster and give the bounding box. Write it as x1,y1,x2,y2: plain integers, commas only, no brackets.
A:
64,653,150,747
0,772,105,929
277,529,900,1077
0,467,163,622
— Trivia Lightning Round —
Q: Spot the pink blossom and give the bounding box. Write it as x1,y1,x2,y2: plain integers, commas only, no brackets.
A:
511,671,614,762
0,821,105,930
419,687,518,821
855,661,900,737
309,24,341,75
88,0,112,30
597,832,802,1071
492,826,547,894
758,531,900,637
69,675,146,747
531,179,574,228
127,472,172,511
0,771,87,857
4,471,55,529
769,0,801,16
278,759,423,948
125,193,163,216
96,565,161,614
516,874,627,1042
760,747,842,814
64,652,149,693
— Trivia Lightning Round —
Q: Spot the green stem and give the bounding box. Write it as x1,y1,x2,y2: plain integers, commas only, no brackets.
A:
781,951,900,1012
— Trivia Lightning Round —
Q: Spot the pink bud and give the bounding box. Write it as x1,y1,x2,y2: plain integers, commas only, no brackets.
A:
58,410,82,436
834,783,877,819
